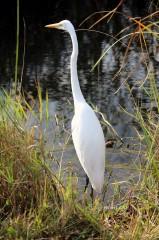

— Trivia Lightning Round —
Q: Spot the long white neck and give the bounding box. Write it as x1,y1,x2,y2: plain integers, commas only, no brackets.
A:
69,29,85,105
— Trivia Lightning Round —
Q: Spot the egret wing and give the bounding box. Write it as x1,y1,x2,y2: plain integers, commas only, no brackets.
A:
71,103,105,192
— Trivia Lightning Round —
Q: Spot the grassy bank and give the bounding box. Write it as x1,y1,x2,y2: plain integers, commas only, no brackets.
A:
0,99,105,239
0,85,159,240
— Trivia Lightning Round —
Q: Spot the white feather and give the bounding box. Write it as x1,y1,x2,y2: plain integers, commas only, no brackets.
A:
72,102,105,193
46,20,105,193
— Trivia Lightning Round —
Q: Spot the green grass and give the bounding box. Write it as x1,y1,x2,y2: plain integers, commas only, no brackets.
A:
0,82,159,239
0,124,108,239
0,91,104,239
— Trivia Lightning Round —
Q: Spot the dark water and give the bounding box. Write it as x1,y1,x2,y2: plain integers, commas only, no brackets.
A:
0,2,159,197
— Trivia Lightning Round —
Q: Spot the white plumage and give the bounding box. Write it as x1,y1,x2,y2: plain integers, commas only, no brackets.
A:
45,20,105,193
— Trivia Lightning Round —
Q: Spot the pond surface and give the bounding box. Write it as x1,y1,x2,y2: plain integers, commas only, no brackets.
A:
0,2,159,199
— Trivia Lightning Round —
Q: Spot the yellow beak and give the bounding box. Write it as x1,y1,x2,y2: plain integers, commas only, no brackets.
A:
45,23,60,29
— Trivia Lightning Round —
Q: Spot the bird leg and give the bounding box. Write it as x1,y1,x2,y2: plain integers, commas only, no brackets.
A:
84,175,89,192
90,186,94,204
84,175,94,203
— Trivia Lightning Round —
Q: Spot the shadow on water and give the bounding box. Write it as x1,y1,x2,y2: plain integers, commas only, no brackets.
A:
0,1,159,198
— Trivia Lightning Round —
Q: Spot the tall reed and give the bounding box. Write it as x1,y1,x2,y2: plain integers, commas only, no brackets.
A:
14,0,19,94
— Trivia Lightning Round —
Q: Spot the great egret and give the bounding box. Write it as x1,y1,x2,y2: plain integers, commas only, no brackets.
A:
45,20,105,193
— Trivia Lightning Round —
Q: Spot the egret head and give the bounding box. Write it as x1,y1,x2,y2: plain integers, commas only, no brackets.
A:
45,20,74,33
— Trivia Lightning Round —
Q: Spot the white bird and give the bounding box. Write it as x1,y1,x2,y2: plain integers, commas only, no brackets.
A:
45,20,105,193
